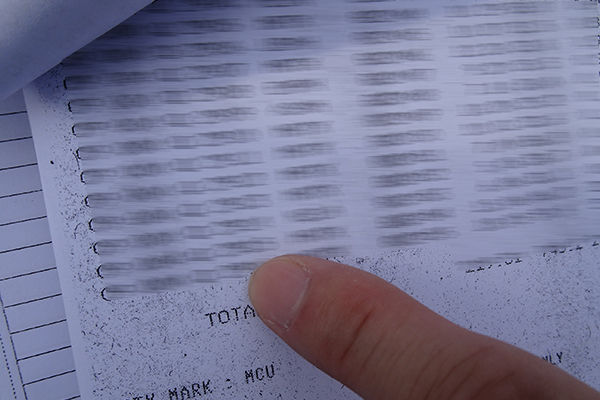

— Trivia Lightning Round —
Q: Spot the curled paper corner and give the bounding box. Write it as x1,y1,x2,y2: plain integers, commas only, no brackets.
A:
0,0,153,101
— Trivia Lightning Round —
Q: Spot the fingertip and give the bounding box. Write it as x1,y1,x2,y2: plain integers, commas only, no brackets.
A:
248,256,311,331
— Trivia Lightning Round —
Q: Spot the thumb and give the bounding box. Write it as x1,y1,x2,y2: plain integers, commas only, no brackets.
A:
248,255,600,400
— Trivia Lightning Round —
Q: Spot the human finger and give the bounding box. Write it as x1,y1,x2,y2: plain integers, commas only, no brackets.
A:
248,255,600,400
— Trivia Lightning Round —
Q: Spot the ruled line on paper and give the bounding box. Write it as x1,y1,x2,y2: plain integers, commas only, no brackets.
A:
22,370,79,400
0,165,43,198
0,111,27,117
0,163,39,172
0,189,43,200
4,294,64,310
0,266,59,282
0,136,34,144
9,319,67,336
0,216,49,228
0,241,53,255
23,368,77,386
16,346,73,363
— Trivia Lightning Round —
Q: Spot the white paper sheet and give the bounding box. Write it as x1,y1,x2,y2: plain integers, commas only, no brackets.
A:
21,1,600,398
20,77,600,394
60,0,599,298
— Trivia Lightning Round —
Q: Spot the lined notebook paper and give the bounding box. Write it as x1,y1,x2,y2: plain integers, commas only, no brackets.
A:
0,90,80,400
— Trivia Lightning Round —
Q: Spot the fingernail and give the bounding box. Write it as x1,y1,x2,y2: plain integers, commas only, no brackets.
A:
248,257,310,330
